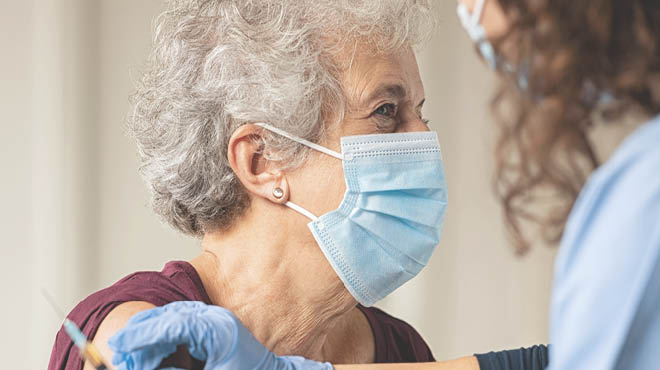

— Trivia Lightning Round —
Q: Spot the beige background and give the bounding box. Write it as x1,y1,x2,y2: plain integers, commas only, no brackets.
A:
1,1,557,369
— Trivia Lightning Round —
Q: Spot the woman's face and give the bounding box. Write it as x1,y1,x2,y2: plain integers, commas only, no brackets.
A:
284,46,429,220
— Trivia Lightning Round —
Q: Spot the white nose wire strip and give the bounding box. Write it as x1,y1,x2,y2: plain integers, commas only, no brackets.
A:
473,0,487,23
254,122,344,160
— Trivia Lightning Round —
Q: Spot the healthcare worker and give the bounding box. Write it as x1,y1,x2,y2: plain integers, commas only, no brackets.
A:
109,0,660,369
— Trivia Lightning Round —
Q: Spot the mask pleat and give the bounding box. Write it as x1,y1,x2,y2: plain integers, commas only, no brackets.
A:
320,217,417,302
355,189,447,228
348,160,446,193
341,216,425,275
347,208,437,266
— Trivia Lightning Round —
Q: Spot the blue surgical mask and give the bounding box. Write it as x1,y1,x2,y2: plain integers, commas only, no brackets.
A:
457,0,498,70
458,0,531,90
256,123,448,306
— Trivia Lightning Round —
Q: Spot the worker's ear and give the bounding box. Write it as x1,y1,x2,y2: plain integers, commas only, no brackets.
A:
227,124,290,205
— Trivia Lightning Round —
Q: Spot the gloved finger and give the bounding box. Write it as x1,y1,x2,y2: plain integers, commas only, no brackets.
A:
202,312,271,370
109,304,238,360
112,343,178,370
117,308,165,329
108,309,195,352
109,302,242,367
177,306,239,362
120,301,207,328
160,301,208,311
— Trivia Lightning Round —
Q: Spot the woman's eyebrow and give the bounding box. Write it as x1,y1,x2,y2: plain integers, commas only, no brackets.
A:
364,83,407,104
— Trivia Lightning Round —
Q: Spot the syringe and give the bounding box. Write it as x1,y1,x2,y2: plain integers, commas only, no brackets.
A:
42,289,111,370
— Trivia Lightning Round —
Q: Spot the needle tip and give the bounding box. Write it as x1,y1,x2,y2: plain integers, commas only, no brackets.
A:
41,288,67,320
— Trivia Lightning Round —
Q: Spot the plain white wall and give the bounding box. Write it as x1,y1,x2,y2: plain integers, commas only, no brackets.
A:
1,1,104,368
1,1,557,368
1,1,35,366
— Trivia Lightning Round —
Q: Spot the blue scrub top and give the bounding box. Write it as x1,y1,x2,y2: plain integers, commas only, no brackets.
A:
548,115,660,370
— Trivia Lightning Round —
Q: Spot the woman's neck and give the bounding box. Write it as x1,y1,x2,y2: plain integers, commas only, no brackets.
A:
190,216,361,361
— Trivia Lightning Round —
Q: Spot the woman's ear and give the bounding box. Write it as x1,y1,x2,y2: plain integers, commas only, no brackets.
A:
227,124,290,205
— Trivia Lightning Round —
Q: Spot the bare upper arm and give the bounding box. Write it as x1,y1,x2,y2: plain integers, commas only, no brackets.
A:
83,301,155,370
84,301,203,370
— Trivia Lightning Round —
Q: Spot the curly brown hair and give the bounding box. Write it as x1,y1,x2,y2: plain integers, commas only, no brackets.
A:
490,0,660,253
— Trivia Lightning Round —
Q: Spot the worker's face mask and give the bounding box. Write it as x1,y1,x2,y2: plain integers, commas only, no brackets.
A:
459,0,615,105
457,0,531,90
255,123,448,307
457,0,498,70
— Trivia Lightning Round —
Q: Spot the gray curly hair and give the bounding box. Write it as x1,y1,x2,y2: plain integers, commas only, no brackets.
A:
129,0,437,236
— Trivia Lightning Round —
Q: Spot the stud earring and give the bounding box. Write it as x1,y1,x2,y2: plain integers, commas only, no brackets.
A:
272,187,284,199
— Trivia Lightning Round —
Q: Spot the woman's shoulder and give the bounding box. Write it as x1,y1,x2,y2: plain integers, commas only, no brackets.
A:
48,261,210,370
560,115,660,264
557,115,660,287
358,305,435,363
586,115,660,194
72,261,210,324
548,115,660,369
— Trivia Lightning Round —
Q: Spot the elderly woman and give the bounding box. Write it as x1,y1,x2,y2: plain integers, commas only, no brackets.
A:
103,0,660,369
48,0,448,368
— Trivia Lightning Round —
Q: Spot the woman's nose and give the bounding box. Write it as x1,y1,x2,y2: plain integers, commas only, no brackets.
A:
399,113,430,133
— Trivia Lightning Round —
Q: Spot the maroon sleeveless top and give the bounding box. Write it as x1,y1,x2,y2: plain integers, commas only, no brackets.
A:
48,261,434,369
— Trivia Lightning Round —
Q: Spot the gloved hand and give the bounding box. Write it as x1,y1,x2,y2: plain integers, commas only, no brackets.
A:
108,301,333,370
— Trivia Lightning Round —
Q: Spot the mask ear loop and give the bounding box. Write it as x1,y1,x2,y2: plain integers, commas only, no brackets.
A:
254,123,343,160
284,201,320,222
472,0,487,24
253,122,340,222
457,0,498,70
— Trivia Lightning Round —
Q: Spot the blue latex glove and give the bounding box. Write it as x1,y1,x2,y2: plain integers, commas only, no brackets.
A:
108,301,333,370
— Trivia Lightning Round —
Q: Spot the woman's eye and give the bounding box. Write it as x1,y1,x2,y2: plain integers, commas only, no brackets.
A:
374,103,397,118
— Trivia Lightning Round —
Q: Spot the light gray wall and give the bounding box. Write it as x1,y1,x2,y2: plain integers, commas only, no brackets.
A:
1,1,35,367
1,1,555,368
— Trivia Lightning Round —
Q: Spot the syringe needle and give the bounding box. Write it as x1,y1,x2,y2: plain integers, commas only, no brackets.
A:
40,288,112,369
41,288,67,320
